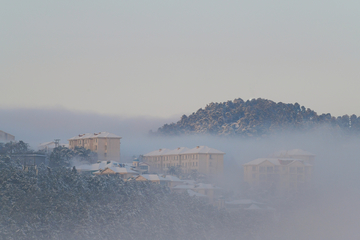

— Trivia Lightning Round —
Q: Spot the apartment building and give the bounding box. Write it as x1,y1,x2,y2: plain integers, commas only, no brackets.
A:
243,157,313,192
142,146,225,177
270,149,315,165
68,132,121,162
0,130,15,143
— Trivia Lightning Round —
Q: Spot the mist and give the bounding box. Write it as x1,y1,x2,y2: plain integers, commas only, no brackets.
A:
2,107,360,239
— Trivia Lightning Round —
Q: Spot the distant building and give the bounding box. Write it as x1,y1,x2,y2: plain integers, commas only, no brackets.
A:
270,149,315,165
131,157,150,174
38,141,68,154
11,153,46,168
0,130,15,143
243,158,313,193
68,132,121,162
142,146,225,177
75,161,138,179
135,174,170,186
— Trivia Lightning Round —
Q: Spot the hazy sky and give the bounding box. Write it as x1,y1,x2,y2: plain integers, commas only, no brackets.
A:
1,0,360,118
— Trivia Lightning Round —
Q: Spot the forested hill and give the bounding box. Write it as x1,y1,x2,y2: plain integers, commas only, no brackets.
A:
155,98,360,137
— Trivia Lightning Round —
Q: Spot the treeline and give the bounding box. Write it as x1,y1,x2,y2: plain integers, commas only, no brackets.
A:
156,98,360,136
0,157,268,240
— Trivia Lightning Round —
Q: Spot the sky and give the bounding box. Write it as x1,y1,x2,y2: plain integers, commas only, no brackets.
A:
1,0,360,118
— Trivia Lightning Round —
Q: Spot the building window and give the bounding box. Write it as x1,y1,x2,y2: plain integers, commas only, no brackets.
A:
252,166,256,171
290,174,296,181
209,154,212,159
297,167,303,173
267,166,273,173
290,167,296,173
252,173,256,179
297,175,303,181
260,174,266,181
259,167,266,173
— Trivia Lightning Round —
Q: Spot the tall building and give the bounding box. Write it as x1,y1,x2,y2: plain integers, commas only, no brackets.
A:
270,149,315,165
68,132,121,162
0,130,15,143
243,157,313,193
142,146,225,177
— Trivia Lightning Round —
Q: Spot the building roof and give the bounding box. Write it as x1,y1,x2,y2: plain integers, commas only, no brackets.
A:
243,158,312,166
139,174,169,181
166,147,191,155
187,189,208,198
172,184,195,189
0,130,15,142
143,146,224,156
271,149,315,157
68,132,121,140
162,175,182,182
94,166,138,175
75,161,131,172
143,148,172,156
185,146,225,154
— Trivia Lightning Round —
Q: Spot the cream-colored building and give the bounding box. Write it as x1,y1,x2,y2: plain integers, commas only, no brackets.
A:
142,146,225,177
68,132,121,162
243,158,313,192
0,130,15,142
270,149,315,165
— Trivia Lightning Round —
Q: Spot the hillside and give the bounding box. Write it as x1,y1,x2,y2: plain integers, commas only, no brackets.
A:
155,98,359,136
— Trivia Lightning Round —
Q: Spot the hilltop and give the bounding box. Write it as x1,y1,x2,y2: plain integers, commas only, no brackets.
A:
155,98,359,137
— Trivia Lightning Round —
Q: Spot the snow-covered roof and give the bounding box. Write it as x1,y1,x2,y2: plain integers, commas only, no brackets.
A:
94,166,138,175
140,174,169,181
172,184,195,189
38,141,55,147
166,147,191,155
68,132,121,140
187,189,208,198
143,148,172,156
162,175,182,182
143,146,224,156
75,161,132,172
185,146,225,154
243,158,311,166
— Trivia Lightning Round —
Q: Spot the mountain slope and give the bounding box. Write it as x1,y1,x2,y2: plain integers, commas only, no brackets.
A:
155,98,358,136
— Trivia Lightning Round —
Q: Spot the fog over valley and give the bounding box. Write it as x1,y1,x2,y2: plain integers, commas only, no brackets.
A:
2,0,360,238
1,106,360,239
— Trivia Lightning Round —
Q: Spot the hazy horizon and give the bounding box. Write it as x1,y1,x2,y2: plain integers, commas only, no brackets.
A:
1,1,360,118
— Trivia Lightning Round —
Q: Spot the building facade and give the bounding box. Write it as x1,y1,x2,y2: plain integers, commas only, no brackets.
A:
0,130,15,143
243,158,313,193
270,149,315,165
68,132,121,162
142,146,225,177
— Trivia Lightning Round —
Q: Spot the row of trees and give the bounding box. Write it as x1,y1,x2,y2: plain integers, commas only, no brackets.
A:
0,157,271,240
48,146,97,168
156,98,360,136
0,141,97,168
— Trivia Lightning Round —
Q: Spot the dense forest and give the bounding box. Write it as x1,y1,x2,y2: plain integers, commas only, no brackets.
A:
156,98,360,136
0,155,272,240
